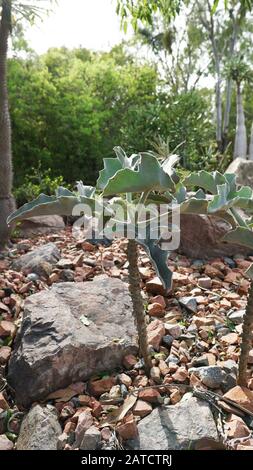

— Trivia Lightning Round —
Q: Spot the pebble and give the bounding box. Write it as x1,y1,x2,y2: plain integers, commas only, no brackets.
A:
133,400,153,418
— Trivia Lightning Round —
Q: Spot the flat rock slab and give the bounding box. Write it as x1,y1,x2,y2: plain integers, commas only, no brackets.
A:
19,215,65,238
129,395,219,450
8,276,137,407
12,242,61,276
16,405,61,450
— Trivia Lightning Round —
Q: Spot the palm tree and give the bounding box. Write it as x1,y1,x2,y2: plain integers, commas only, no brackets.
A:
0,0,52,249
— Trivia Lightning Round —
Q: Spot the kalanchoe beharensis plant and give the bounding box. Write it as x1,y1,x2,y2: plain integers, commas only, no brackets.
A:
183,169,253,387
7,147,197,373
7,152,253,377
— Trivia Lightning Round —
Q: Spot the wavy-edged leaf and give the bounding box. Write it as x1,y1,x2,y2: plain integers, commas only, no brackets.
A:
162,154,180,176
76,182,96,198
114,146,140,169
222,227,253,250
180,198,209,214
183,171,226,194
7,192,99,225
208,183,253,214
97,158,122,190
56,186,75,197
102,153,175,196
97,147,140,190
138,237,172,291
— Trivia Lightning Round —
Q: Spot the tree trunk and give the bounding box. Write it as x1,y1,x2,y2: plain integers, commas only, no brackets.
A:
127,239,152,373
222,10,238,152
238,280,253,386
222,77,233,152
215,67,223,151
249,123,253,161
0,1,16,250
234,83,247,159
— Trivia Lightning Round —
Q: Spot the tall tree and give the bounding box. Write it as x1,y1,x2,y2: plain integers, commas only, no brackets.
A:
0,0,52,249
226,55,252,158
0,0,15,249
117,0,253,154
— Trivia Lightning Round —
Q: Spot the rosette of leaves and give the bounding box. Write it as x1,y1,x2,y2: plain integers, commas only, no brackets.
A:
8,147,185,371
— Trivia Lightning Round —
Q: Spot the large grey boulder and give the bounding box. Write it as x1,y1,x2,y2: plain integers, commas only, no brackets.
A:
188,366,227,389
12,242,61,277
16,405,61,450
226,158,253,187
179,214,251,258
19,215,65,238
8,276,137,407
129,395,219,450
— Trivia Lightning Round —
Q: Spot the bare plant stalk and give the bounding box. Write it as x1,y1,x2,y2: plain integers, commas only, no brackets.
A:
238,280,253,386
127,239,152,373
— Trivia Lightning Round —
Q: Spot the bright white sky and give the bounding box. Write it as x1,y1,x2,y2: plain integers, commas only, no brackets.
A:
25,0,130,54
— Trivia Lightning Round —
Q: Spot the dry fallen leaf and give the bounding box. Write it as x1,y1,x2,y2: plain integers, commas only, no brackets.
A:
100,394,138,427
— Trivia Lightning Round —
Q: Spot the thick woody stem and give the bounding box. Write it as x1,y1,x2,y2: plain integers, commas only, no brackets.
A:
127,239,152,373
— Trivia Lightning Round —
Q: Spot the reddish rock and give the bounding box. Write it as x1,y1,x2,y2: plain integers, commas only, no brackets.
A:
248,378,253,390
223,386,253,413
148,303,165,318
224,271,241,284
89,376,116,397
0,320,16,338
133,375,149,388
237,444,253,450
220,333,239,345
48,272,59,284
118,373,132,387
159,359,170,376
150,295,166,308
90,398,103,418
78,395,91,406
64,421,76,434
0,435,14,451
82,242,96,252
194,317,215,328
0,393,9,410
170,389,181,404
138,388,161,403
75,410,94,447
122,354,137,370
0,346,11,365
235,259,252,270
205,265,223,279
73,254,84,268
248,349,253,364
220,299,231,310
101,427,112,442
164,323,182,339
172,367,189,383
117,414,138,440
146,277,166,295
227,415,250,439
172,272,190,286
198,277,212,289
133,400,152,418
147,320,165,350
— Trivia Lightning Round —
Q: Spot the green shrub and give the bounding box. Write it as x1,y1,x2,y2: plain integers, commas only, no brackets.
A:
14,167,67,207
